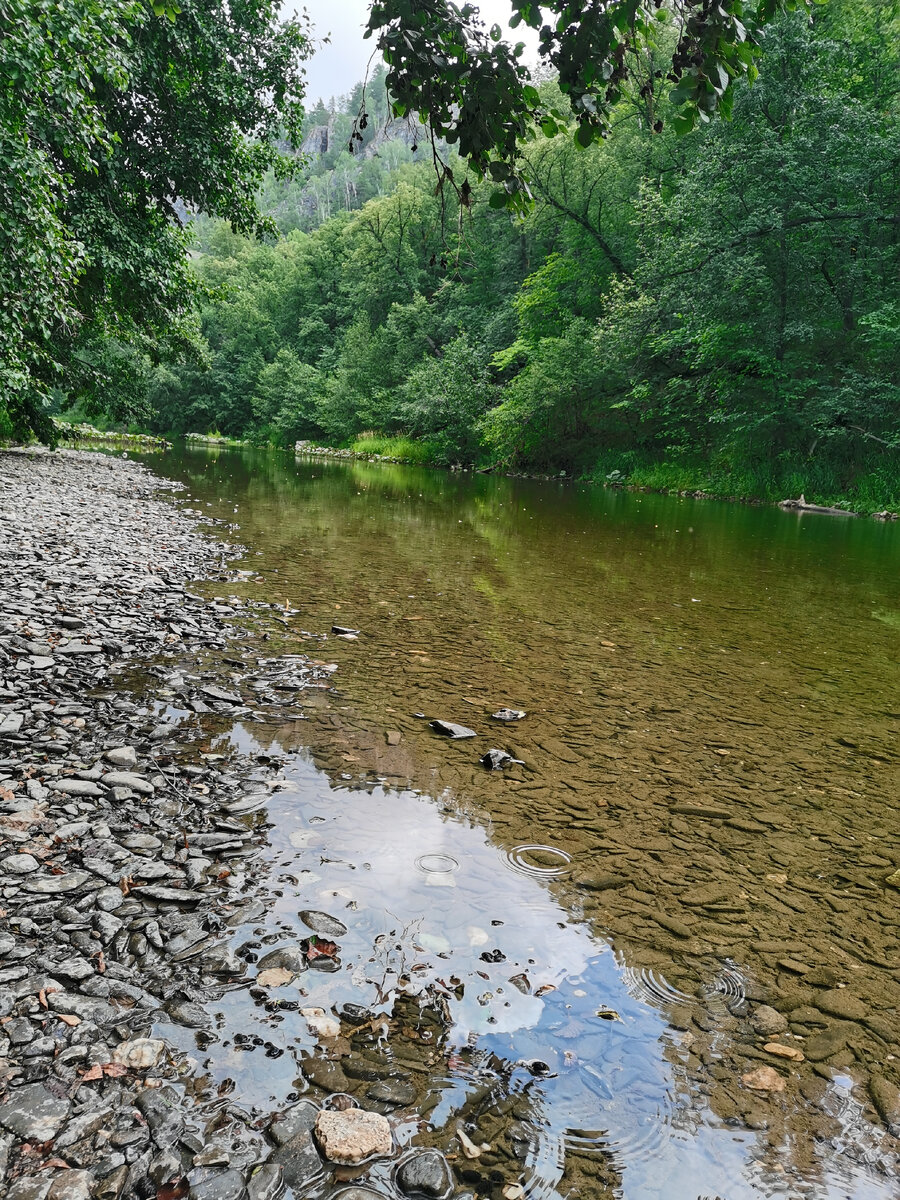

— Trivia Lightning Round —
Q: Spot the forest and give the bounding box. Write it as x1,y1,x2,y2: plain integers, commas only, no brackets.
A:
6,1,900,508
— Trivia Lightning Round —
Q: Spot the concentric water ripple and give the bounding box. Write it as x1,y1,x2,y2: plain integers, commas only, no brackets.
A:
504,844,573,879
620,965,694,1008
415,853,460,874
705,960,749,1012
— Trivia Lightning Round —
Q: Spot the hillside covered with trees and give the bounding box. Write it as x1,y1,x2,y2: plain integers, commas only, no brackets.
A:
148,2,900,507
4,0,899,507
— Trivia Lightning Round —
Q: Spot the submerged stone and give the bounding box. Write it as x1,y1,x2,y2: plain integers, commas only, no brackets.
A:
429,720,477,739
299,910,348,938
395,1148,454,1199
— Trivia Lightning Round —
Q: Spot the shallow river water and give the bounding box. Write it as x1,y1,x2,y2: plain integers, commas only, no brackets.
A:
143,446,900,1200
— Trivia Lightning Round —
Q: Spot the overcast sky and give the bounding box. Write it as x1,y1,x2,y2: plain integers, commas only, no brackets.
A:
295,0,539,105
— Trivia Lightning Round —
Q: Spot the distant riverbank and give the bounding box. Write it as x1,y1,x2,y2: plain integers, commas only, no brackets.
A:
294,437,900,520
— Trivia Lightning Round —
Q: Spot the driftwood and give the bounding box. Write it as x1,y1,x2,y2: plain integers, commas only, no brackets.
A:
779,494,858,518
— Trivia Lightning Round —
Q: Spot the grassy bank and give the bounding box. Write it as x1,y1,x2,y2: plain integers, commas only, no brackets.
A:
347,435,440,464
581,450,900,516
298,434,900,516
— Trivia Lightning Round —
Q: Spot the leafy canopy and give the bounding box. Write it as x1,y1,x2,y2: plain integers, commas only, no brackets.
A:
0,0,309,442
365,0,811,209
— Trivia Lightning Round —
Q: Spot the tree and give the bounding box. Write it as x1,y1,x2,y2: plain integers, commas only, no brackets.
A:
363,0,811,209
1,0,309,442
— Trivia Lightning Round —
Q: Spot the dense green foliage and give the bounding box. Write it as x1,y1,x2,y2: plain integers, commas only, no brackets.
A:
148,3,900,509
365,0,809,212
0,0,308,442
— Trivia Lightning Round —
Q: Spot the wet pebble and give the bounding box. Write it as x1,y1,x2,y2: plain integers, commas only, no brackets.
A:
299,909,348,938
395,1148,454,1199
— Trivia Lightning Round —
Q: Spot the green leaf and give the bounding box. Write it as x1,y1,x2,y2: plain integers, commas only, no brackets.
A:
670,109,697,135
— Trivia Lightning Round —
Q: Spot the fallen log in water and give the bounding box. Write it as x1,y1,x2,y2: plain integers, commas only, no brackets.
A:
780,494,858,517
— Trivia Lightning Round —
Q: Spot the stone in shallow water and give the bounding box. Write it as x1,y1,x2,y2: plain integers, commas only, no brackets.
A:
429,720,476,739
136,885,201,906
166,999,210,1029
331,1189,393,1200
269,1100,319,1147
299,910,348,938
395,1149,454,1199
869,1074,900,1136
201,685,242,704
247,1163,285,1200
367,1079,417,1108
0,1081,71,1141
314,1108,392,1165
804,1023,853,1062
741,1066,786,1093
187,1167,247,1200
257,947,307,974
815,988,867,1022
199,945,244,974
480,749,522,770
301,1007,341,1039
273,1128,324,1191
750,1004,788,1037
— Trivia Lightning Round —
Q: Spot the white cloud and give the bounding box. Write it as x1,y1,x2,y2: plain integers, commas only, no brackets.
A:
292,0,540,106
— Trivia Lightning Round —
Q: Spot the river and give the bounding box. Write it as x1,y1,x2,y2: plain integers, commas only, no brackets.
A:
143,445,900,1200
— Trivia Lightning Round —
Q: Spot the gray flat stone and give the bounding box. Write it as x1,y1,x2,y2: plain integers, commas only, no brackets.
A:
269,1100,319,1147
47,1168,94,1200
429,720,477,739
332,1190,393,1200
0,853,40,874
101,771,154,794
299,910,348,938
105,746,138,768
47,780,102,797
188,1167,248,1200
247,1163,284,1200
0,1082,71,1141
257,947,307,974
22,871,91,894
7,1179,52,1200
273,1127,324,1191
395,1149,454,1199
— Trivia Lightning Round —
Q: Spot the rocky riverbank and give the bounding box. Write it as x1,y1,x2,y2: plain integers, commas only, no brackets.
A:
0,450,473,1200
51,424,171,451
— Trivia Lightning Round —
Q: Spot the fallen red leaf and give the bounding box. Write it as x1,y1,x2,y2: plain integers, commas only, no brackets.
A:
157,1182,189,1200
80,1062,128,1081
40,1157,70,1170
305,937,338,961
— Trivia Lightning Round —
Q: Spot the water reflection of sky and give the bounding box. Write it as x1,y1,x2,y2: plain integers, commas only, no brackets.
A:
162,725,894,1200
